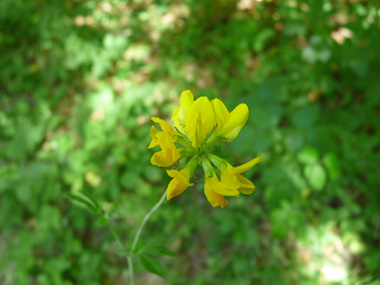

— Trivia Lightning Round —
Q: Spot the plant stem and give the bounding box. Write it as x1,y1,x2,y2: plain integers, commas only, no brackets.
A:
109,190,167,285
131,190,168,252
109,224,135,285
109,224,125,252
127,256,134,285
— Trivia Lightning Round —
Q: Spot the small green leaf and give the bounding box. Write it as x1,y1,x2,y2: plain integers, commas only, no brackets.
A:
132,241,147,254
146,245,176,257
154,246,176,257
96,217,110,227
291,105,320,129
304,163,326,191
65,192,101,214
297,147,319,164
80,191,101,211
323,152,340,180
140,254,165,277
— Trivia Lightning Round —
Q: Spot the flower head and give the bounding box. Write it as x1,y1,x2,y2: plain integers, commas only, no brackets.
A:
149,90,260,208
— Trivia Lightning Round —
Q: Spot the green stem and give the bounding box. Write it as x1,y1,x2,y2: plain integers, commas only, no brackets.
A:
131,190,168,252
127,256,134,285
108,190,167,285
109,223,135,284
205,131,219,148
109,224,125,252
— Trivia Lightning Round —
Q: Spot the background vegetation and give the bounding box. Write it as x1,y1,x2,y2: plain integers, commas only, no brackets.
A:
1,0,380,284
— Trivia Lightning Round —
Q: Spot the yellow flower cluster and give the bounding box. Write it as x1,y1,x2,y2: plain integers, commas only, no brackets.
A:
149,90,261,208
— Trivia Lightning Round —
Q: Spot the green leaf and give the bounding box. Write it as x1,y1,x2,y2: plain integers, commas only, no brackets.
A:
291,105,320,129
96,217,110,227
65,192,101,214
140,254,165,278
323,152,340,180
132,241,147,254
79,191,102,211
297,147,319,164
253,28,275,52
304,163,326,191
147,246,176,257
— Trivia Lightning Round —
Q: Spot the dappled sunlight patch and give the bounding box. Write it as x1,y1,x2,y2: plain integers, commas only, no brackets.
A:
90,108,105,122
296,224,364,283
331,27,353,45
123,43,151,62
85,172,102,188
237,0,255,11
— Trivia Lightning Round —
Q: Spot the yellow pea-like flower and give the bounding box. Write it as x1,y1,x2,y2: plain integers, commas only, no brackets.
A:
172,90,194,135
151,117,176,138
185,96,216,148
221,157,261,195
150,132,180,167
204,174,229,208
212,98,249,141
166,166,193,201
149,90,260,208
148,125,159,149
179,90,194,122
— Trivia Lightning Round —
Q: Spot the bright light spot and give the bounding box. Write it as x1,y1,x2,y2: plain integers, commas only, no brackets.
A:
296,224,353,283
321,263,347,281
90,108,105,122
237,0,255,10
85,172,102,188
331,27,353,45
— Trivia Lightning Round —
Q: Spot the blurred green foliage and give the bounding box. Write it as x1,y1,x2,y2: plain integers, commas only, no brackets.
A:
1,0,380,284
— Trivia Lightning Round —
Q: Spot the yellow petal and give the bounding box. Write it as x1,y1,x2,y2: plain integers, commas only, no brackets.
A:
151,149,177,167
220,103,249,141
150,132,180,167
148,125,159,149
207,173,239,197
166,169,178,178
172,107,186,134
186,97,215,148
151,117,175,137
166,167,193,200
221,166,240,189
204,177,229,208
231,157,261,174
236,174,255,194
212,98,229,130
186,111,202,148
179,90,194,122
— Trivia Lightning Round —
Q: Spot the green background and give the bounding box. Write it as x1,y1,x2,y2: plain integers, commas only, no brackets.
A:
1,0,380,284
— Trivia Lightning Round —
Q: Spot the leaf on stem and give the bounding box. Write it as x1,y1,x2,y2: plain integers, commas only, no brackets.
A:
96,217,110,227
146,245,176,257
65,192,102,214
139,254,165,277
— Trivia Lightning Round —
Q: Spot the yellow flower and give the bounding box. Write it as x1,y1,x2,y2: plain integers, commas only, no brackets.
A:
202,154,261,208
149,117,180,167
149,117,176,147
150,132,180,167
172,90,193,134
221,157,261,195
166,166,193,201
204,174,229,208
172,90,216,149
212,98,249,141
149,90,261,208
186,97,216,148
